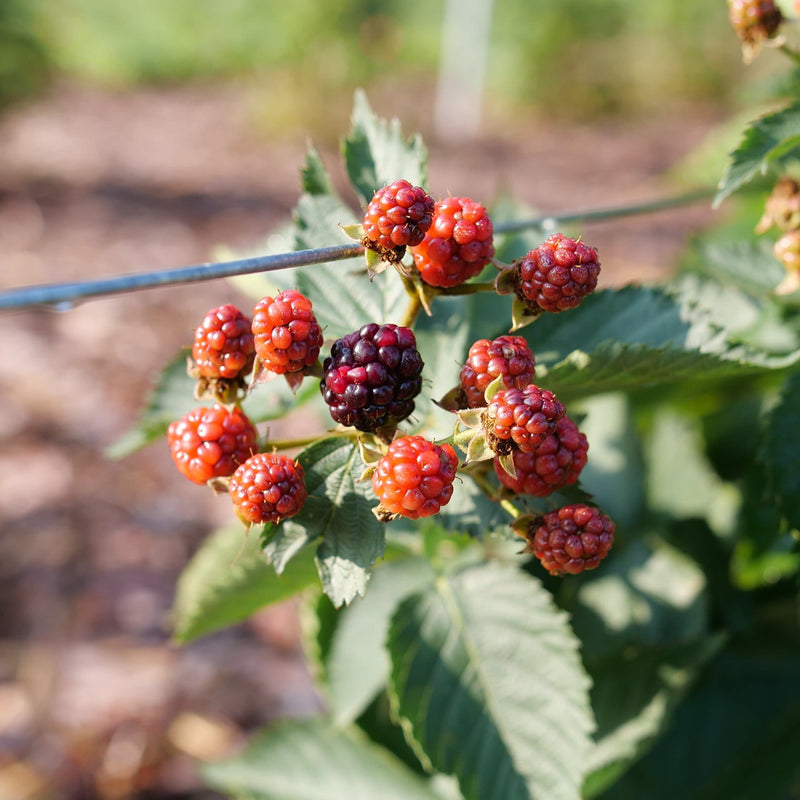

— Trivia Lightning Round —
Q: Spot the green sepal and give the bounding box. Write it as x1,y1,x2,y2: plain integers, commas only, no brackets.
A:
497,451,518,480
483,373,506,403
339,222,365,241
510,295,542,332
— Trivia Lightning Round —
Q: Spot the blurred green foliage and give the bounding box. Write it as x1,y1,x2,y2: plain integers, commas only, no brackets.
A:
0,0,50,111
19,0,751,124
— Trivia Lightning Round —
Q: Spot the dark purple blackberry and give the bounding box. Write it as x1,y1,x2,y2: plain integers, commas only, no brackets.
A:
320,323,424,432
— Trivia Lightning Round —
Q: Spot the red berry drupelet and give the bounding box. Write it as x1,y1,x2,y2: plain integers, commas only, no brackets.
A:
321,323,424,433
192,304,256,382
372,435,458,520
411,196,494,288
514,233,600,314
361,180,435,262
484,384,566,455
167,404,258,485
460,335,535,408
228,452,307,526
526,504,615,576
252,289,323,375
494,416,588,496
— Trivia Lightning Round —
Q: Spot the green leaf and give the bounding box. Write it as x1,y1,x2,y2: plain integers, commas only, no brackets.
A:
715,100,800,207
107,348,317,458
388,560,594,800
202,717,445,800
301,144,334,195
761,370,800,532
172,525,318,644
527,286,800,401
343,88,428,206
264,437,386,607
322,555,436,725
602,640,800,800
583,636,725,798
569,538,709,662
687,238,785,297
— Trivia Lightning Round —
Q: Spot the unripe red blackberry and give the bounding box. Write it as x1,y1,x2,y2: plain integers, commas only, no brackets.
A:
252,289,323,375
411,196,494,288
494,416,588,496
514,233,600,314
460,335,536,408
192,304,256,381
527,504,614,576
321,323,424,433
728,0,783,45
362,180,435,262
372,435,458,520
167,404,258,485
484,384,566,455
228,452,307,526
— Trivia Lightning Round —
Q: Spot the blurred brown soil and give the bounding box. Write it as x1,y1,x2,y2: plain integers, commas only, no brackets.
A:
0,82,719,799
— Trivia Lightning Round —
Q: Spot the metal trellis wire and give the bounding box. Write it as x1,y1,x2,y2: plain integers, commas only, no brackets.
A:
0,188,713,313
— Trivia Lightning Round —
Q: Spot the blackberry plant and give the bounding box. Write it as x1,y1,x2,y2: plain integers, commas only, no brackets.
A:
94,42,800,799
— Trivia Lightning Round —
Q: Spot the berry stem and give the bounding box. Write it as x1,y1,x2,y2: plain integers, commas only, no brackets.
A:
468,469,523,520
267,429,357,451
778,42,800,66
438,281,496,296
399,276,424,328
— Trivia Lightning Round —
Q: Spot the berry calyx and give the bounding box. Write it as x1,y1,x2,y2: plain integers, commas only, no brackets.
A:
484,384,566,455
494,416,588,496
361,180,435,263
460,335,536,408
525,504,615,576
167,404,258,486
372,435,458,520
321,323,424,434
191,304,256,400
411,196,494,288
228,452,307,526
513,234,601,314
757,176,800,235
252,289,323,377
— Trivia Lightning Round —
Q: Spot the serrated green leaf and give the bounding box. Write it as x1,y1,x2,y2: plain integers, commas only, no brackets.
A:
301,145,333,195
265,437,386,607
527,286,800,401
688,238,786,297
715,100,800,207
569,538,709,663
388,560,594,800
172,525,318,644
202,717,445,800
761,370,800,532
583,636,725,799
107,349,317,458
322,555,436,725
343,89,428,206
602,640,800,800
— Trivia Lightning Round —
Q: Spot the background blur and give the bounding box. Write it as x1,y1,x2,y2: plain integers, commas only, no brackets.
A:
0,1,787,797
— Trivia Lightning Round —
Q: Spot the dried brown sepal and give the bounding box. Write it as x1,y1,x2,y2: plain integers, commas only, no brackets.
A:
206,476,232,495
435,385,469,413
756,175,800,234
372,502,401,523
511,513,540,541
361,236,407,265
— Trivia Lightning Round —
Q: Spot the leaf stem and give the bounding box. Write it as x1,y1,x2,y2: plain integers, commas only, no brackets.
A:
468,468,523,521
267,429,356,451
778,42,800,66
399,276,424,327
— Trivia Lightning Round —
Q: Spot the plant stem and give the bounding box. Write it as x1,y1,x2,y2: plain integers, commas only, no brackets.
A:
468,468,523,521
399,276,424,327
438,281,496,296
267,429,356,451
778,42,800,67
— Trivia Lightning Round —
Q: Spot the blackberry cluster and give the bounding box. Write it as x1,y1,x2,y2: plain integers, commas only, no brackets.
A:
484,385,566,455
321,323,424,432
167,404,258,485
526,504,615,576
361,180,435,262
252,289,323,375
191,303,255,381
515,234,600,314
372,435,458,519
459,335,535,408
229,452,307,526
494,415,588,497
411,196,494,288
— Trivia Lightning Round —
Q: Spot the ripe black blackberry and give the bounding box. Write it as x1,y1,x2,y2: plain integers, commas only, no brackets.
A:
321,323,424,433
